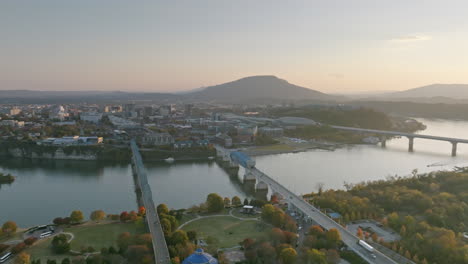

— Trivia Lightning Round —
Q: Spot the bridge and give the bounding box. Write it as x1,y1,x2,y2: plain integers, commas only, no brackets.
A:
215,146,397,264
130,140,171,264
331,125,468,156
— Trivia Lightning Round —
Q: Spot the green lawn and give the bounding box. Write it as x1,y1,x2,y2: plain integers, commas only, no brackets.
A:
26,237,66,262
67,221,146,251
26,221,146,262
0,230,24,244
181,216,267,248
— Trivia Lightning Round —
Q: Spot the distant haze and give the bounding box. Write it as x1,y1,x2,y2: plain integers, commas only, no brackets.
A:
2,1,468,92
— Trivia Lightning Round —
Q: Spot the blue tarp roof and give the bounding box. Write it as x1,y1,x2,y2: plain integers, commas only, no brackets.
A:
182,248,218,264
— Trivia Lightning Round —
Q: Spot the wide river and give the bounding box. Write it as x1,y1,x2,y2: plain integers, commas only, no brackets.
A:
2,118,468,227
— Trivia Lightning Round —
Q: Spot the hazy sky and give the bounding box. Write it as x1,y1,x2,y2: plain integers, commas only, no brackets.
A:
2,0,468,93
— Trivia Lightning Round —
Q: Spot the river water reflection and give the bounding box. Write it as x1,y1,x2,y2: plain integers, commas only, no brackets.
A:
1,118,467,227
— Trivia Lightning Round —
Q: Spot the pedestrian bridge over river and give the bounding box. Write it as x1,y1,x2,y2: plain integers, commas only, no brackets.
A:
130,140,171,264
215,145,398,264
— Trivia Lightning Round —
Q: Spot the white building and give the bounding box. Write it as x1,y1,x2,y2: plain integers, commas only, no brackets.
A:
80,112,103,124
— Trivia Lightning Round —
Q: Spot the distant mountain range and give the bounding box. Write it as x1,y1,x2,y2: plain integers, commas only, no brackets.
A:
388,84,468,99
0,76,341,104
2,79,468,104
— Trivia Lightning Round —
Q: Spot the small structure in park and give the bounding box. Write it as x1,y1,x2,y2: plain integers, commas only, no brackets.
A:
242,205,255,214
182,248,218,264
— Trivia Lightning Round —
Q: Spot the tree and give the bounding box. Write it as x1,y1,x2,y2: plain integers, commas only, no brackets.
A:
160,218,172,237
61,258,70,264
400,225,407,237
223,197,231,208
70,211,84,223
120,211,129,222
24,237,38,246
243,198,249,206
2,221,17,236
157,204,169,215
279,248,297,264
15,252,30,264
206,193,224,213
90,210,106,222
117,232,132,250
138,206,146,216
11,243,26,254
232,196,241,207
170,230,189,245
261,204,276,222
304,248,327,264
51,234,70,254
325,228,341,247
308,225,325,237
356,227,363,239
187,230,197,242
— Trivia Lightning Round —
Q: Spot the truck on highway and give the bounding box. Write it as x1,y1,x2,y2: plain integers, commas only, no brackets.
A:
358,240,374,252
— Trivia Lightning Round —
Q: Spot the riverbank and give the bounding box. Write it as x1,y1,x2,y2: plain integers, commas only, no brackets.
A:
243,137,344,156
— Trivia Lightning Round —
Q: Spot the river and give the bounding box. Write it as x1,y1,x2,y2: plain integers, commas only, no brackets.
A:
1,118,468,227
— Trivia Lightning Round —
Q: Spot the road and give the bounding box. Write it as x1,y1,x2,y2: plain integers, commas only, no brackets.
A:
252,168,397,264
130,140,171,264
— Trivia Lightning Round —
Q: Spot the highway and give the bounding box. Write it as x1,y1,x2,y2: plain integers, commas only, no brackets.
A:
251,168,397,264
130,140,171,264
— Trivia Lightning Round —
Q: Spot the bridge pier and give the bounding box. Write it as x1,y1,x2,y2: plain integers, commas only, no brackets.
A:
380,137,386,148
408,137,414,152
243,170,256,182
256,181,268,191
451,142,458,156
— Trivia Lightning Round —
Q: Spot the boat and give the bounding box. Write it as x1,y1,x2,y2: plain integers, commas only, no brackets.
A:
208,156,215,160
164,157,175,163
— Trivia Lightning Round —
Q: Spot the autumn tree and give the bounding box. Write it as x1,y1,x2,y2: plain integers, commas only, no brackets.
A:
325,228,341,248
70,211,84,223
279,248,297,264
138,206,146,216
157,204,170,215
2,221,17,236
206,193,224,213
14,252,30,264
90,210,106,222
356,227,363,239
223,197,231,208
232,196,241,207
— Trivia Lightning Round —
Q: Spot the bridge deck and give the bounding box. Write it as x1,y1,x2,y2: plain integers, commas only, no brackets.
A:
331,125,468,143
130,140,171,264
252,168,397,264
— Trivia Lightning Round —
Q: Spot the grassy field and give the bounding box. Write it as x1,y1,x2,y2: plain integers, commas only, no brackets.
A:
26,221,146,262
67,221,146,251
0,230,24,244
181,216,268,248
25,236,69,262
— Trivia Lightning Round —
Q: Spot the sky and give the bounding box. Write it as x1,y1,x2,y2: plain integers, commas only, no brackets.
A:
2,0,468,93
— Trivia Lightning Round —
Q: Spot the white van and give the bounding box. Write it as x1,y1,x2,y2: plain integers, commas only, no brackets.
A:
40,231,53,238
0,252,12,263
